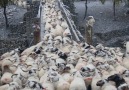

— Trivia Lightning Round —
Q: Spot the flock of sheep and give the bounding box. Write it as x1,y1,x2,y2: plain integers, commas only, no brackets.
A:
0,0,129,90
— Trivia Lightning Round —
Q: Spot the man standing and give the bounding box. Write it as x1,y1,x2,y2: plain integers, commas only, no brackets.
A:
85,16,95,45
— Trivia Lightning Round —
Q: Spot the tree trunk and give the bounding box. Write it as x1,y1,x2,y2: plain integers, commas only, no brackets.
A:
3,6,9,28
113,0,116,20
84,0,88,20
124,0,129,7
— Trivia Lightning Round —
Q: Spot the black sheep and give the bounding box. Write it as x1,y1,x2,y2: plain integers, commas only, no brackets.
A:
107,74,129,90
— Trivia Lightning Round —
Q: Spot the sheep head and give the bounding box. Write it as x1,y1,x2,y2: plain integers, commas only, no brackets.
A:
122,70,129,77
107,74,126,87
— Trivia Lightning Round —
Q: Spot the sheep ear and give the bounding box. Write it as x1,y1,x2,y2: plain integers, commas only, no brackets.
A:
122,70,127,75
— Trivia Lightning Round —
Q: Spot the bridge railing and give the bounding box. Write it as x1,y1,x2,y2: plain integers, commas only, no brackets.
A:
58,0,85,42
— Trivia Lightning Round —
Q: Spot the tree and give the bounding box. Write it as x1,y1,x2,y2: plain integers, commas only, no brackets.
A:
83,0,87,20
124,0,129,7
99,0,122,20
0,0,12,27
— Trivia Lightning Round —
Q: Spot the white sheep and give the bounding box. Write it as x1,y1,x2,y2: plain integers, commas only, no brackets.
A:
114,62,127,74
122,57,129,69
1,57,15,73
69,71,87,90
1,72,13,84
63,28,71,37
55,75,70,90
0,84,9,90
61,20,69,29
50,24,65,37
8,82,21,90
75,57,88,70
45,22,53,32
125,41,129,57
21,45,36,57
91,70,101,90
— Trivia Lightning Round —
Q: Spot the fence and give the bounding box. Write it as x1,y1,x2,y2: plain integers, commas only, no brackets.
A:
58,0,85,42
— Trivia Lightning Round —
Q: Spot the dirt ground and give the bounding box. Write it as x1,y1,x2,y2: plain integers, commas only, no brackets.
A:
74,0,129,47
0,5,27,39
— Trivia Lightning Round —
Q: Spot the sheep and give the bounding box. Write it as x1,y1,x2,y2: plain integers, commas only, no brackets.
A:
75,56,88,70
14,64,28,80
122,70,129,85
100,69,110,79
0,48,22,60
3,0,129,90
0,84,9,90
1,72,13,84
61,20,69,30
42,82,55,90
8,81,21,90
69,71,87,90
67,56,78,66
46,71,70,90
80,64,96,87
40,70,58,90
91,70,101,90
0,52,11,60
1,57,15,73
50,24,65,37
63,36,72,45
113,62,127,74
40,72,55,90
25,81,45,90
122,57,129,69
11,74,22,88
21,45,36,57
125,41,129,58
107,74,129,90
96,79,117,90
53,38,63,48
38,67,46,79
62,72,73,84
22,1,27,8
45,22,53,32
60,44,72,53
55,75,70,90
54,36,63,43
58,51,68,60
80,64,96,77
55,58,66,72
27,73,40,82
